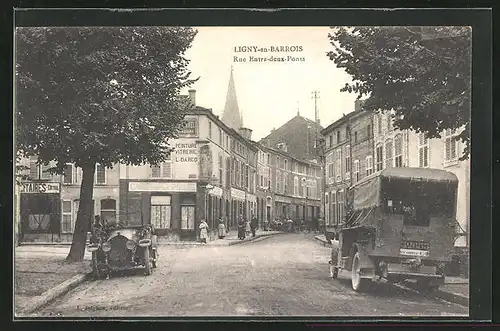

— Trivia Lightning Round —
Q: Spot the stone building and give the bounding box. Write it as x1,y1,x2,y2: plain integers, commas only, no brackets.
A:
17,157,120,243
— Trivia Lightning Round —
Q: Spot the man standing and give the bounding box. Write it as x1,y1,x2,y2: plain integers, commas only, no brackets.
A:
250,214,258,237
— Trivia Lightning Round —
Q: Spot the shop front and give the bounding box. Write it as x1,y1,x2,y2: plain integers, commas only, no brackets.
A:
19,182,62,243
120,180,205,242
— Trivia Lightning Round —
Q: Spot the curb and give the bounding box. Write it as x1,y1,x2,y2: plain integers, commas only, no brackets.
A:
393,281,469,307
158,232,284,247
19,272,92,315
227,232,282,246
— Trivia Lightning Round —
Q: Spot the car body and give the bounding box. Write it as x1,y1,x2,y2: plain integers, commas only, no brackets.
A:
87,224,158,278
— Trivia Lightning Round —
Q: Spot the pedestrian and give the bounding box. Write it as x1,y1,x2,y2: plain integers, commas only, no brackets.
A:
237,215,246,240
250,214,258,237
217,217,226,239
199,219,209,244
245,218,251,237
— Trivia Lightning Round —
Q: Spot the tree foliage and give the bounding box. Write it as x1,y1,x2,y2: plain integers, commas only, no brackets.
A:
328,26,471,159
16,27,198,261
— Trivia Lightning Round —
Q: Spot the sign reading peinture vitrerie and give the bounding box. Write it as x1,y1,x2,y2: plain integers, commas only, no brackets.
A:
20,182,60,194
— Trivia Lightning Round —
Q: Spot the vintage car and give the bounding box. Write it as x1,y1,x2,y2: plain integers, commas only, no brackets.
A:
87,223,158,279
328,167,459,293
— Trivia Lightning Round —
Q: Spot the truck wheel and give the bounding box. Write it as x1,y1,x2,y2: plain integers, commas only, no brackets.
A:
351,252,371,292
144,248,152,276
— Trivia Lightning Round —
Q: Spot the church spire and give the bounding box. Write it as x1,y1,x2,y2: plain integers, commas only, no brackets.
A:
222,66,242,130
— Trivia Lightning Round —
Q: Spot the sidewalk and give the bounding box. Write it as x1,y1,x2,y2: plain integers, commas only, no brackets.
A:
15,246,92,315
159,229,283,247
313,234,469,305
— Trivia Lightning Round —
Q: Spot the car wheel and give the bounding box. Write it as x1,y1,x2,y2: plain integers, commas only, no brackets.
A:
92,252,100,280
144,248,152,276
351,252,371,292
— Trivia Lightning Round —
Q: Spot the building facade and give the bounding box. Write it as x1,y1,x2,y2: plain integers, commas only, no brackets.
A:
17,157,120,243
119,92,258,241
254,143,322,227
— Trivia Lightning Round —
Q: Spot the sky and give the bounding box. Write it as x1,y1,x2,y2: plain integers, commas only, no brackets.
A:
180,27,357,141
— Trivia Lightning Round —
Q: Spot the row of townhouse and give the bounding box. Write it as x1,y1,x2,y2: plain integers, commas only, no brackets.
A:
320,101,469,252
253,142,322,229
15,89,322,243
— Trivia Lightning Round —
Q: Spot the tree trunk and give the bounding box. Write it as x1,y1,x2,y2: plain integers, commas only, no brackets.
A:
66,162,96,262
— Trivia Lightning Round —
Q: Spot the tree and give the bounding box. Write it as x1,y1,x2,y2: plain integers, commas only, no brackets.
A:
328,26,471,159
16,27,198,261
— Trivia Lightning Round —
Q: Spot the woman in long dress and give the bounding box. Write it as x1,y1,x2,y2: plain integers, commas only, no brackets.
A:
199,219,209,244
217,217,226,239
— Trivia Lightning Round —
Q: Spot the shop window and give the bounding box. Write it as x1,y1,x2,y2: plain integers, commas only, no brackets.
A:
101,199,117,224
181,206,195,230
61,200,73,233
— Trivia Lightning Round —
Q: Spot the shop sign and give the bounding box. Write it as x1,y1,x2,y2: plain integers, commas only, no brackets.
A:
208,186,223,197
174,142,198,163
178,117,198,137
129,181,197,192
20,182,60,194
275,195,292,204
231,188,246,201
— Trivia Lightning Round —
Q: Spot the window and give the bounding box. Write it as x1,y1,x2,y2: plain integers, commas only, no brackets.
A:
225,135,229,149
150,196,171,229
331,192,337,226
276,170,281,192
367,124,371,138
294,176,299,196
226,158,231,188
302,178,307,197
376,145,384,171
283,173,289,194
395,134,403,167
354,131,358,143
95,164,106,185
329,135,333,147
385,139,393,168
61,200,73,233
63,164,73,184
181,205,195,230
267,153,270,164
353,160,360,182
325,193,330,225
208,121,212,139
29,157,52,180
101,199,116,224
335,149,342,182
277,156,280,168
219,129,222,146
418,133,429,168
337,190,344,224
337,131,341,144
346,128,350,139
345,145,351,180
444,129,458,163
219,155,223,185
366,156,374,175
327,152,334,180
377,114,383,135
284,159,288,171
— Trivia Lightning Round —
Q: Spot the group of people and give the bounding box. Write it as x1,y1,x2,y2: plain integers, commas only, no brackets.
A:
198,214,259,244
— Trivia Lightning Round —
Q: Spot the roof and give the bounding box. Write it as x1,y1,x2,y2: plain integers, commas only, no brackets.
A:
321,109,363,135
261,114,323,141
352,167,459,188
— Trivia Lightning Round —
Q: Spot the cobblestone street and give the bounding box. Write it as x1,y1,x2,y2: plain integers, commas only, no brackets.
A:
35,234,468,317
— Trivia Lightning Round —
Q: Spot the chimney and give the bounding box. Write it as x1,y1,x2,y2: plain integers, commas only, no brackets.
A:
188,89,196,106
354,99,364,112
238,127,252,140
